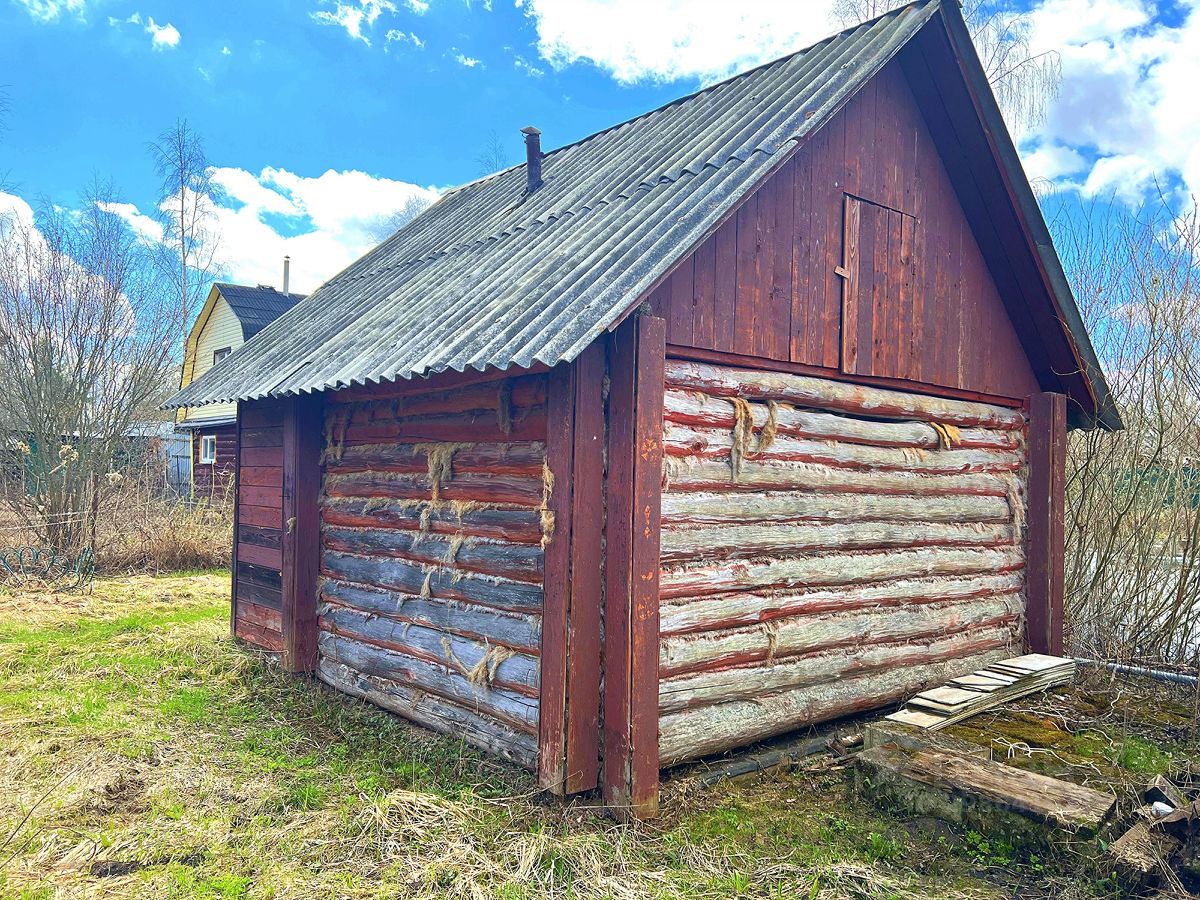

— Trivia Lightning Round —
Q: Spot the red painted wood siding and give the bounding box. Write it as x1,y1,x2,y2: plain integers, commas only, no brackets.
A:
232,401,284,651
192,424,237,500
315,371,550,770
646,60,1040,402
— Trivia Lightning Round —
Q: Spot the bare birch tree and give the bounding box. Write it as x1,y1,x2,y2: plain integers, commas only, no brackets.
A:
0,186,180,553
476,130,509,177
1053,193,1200,666
149,119,220,353
368,193,435,243
833,0,1060,132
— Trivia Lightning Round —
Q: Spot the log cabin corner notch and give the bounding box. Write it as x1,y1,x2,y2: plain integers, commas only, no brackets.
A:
164,0,1118,819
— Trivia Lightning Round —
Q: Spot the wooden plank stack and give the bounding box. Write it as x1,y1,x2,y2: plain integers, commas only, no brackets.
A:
885,653,1075,731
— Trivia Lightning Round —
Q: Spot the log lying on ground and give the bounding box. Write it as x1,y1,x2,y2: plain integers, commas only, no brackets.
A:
319,604,540,694
326,441,545,477
318,659,538,769
659,571,1025,635
322,496,544,544
321,577,541,652
665,360,1026,429
664,423,1023,474
659,625,1016,712
659,546,1024,599
322,525,544,583
322,550,544,612
660,593,1023,675
664,389,1022,450
663,456,1016,497
660,490,1012,525
318,630,539,734
660,520,1015,563
858,746,1116,832
658,648,1010,764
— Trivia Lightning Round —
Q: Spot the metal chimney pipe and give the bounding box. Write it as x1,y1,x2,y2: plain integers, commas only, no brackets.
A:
283,256,290,294
521,126,542,193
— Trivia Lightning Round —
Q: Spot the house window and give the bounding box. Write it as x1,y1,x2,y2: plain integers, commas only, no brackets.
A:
213,347,232,366
200,435,217,465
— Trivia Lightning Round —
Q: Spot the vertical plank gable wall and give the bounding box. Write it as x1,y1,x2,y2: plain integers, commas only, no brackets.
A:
233,400,286,650
646,58,1041,403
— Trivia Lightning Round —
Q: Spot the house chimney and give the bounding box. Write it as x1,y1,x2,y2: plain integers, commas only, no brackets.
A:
283,256,290,294
521,126,543,193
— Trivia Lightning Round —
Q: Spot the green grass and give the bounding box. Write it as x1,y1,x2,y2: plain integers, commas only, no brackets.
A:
0,573,1145,898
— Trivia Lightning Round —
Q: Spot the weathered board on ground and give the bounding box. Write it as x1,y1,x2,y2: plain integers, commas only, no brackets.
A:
657,361,1027,765
316,371,550,769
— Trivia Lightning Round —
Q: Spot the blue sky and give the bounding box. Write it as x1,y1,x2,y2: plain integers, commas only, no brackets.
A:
3,0,1199,292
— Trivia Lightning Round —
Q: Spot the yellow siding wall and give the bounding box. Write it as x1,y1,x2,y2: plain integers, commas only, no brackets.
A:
180,296,242,424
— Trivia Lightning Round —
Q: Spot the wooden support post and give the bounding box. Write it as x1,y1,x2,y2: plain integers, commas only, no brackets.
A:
565,342,605,793
603,314,665,819
280,392,324,673
231,401,243,638
1026,392,1066,656
539,363,575,792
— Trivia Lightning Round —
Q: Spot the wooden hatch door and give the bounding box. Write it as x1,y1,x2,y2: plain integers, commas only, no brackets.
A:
837,194,917,378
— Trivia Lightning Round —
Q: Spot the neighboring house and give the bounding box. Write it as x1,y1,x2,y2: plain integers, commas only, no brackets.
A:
176,281,305,499
168,1,1119,818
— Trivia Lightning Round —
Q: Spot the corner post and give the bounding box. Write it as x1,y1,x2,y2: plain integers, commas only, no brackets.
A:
603,313,665,819
1026,391,1066,656
280,392,324,673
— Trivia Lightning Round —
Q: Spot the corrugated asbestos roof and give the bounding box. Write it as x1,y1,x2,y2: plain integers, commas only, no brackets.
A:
216,283,307,339
167,0,939,408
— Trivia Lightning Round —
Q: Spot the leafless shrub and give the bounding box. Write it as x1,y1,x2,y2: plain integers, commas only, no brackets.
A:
1055,192,1200,667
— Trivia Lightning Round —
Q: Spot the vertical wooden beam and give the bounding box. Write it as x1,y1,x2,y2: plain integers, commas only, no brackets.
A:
539,363,575,792
565,342,606,793
230,402,242,638
1026,391,1066,656
280,392,324,673
603,314,665,819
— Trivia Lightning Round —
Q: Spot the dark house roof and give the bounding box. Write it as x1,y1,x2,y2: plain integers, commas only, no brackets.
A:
167,0,1118,430
216,283,307,340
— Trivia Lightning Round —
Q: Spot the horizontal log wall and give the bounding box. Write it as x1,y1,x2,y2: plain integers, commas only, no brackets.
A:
658,361,1027,765
316,372,549,769
233,402,284,651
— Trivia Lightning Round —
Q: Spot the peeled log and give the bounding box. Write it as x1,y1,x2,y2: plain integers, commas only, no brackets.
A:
660,593,1023,675
660,489,1011,525
318,630,539,734
322,496,543,545
664,423,1023,474
327,441,545,478
664,457,1015,497
318,659,538,769
321,577,541,652
664,389,1022,450
660,520,1015,563
322,524,544,583
325,470,544,506
658,625,1016,712
660,546,1024,599
658,648,1011,765
664,360,1025,429
659,571,1025,635
319,604,540,694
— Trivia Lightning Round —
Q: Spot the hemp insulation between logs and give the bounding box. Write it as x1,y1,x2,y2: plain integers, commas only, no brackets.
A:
658,361,1028,765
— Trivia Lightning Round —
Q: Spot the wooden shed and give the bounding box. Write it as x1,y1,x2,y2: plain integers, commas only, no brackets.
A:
167,0,1118,818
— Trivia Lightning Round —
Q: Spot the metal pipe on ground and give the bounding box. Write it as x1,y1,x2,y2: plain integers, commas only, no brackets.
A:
1074,657,1199,687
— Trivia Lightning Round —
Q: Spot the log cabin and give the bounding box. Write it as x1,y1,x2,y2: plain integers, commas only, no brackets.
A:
166,0,1119,818
176,278,305,499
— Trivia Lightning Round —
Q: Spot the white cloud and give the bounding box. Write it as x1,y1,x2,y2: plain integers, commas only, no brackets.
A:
404,0,429,12
513,55,543,77
144,16,180,49
1021,0,1200,205
95,200,165,244
311,0,397,45
221,44,232,55
12,0,86,22
521,0,839,84
453,51,481,67
386,28,424,48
